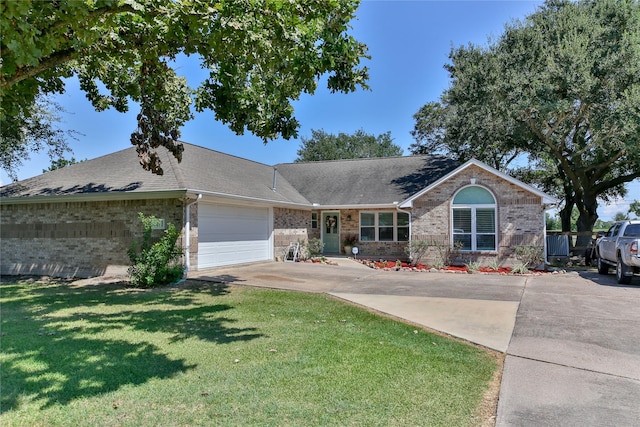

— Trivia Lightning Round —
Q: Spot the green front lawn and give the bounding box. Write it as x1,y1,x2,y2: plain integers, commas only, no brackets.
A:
1,278,498,426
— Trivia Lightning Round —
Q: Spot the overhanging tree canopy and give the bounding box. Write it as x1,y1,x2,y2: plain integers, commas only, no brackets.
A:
1,0,369,177
411,0,640,247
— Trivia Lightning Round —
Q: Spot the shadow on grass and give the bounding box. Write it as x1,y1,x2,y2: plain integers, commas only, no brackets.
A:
65,304,264,344
0,278,263,413
1,336,194,412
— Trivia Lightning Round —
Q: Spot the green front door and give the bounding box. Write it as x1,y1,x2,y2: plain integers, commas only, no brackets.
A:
322,212,340,254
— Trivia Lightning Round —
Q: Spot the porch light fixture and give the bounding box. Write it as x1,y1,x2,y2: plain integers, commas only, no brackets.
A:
346,214,352,221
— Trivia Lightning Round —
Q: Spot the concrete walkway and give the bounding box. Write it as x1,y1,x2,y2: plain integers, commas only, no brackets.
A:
191,258,640,425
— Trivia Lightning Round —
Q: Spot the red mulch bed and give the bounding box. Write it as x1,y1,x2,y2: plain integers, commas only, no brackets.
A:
478,267,512,274
361,260,513,274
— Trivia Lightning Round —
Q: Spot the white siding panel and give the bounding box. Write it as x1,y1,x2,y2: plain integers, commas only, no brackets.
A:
198,203,271,268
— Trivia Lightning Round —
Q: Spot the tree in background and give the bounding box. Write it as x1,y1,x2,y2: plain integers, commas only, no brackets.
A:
43,157,82,173
410,0,640,249
1,1,369,177
545,213,561,231
295,129,402,162
629,200,640,218
614,212,630,221
1,95,79,180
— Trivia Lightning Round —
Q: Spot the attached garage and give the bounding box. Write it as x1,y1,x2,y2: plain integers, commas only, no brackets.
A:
197,202,273,269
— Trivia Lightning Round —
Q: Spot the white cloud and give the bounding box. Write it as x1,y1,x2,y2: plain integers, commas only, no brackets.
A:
597,179,639,221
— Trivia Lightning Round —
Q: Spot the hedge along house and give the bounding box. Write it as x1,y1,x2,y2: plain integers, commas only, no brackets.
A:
0,142,556,278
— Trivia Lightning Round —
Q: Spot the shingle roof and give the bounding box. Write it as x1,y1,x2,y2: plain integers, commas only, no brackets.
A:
276,155,460,206
0,143,310,205
0,143,460,207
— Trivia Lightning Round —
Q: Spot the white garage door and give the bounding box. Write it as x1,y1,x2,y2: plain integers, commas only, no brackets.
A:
198,203,272,269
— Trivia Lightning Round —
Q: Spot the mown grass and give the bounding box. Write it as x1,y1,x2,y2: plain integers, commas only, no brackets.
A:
1,278,498,426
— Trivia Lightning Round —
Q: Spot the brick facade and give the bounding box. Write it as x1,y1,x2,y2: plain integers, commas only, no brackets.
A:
273,207,311,260
409,164,543,266
267,165,544,266
1,198,184,277
1,164,545,277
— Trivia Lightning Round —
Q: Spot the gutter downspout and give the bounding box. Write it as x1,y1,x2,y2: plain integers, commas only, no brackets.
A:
182,194,202,280
543,204,550,268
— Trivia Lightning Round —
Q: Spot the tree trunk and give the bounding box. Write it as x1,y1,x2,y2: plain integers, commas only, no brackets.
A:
559,203,573,233
575,193,599,252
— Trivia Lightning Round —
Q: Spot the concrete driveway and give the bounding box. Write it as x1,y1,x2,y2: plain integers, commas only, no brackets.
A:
191,259,640,426
497,270,640,426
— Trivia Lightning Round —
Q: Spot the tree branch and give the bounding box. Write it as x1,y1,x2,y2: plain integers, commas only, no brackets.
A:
584,149,625,178
5,48,79,88
593,170,640,195
3,3,139,89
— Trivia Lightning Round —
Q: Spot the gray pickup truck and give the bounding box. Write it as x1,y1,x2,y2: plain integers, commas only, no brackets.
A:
596,220,640,284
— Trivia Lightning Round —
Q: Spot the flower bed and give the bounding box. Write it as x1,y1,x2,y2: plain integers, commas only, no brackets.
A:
356,259,513,274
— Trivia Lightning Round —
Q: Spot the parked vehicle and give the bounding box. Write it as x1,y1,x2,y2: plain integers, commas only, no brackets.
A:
596,220,640,284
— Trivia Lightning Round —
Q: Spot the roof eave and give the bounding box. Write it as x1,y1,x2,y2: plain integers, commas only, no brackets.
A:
310,203,400,210
186,189,313,209
0,190,188,205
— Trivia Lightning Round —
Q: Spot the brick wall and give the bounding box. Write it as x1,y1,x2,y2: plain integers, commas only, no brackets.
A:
269,167,544,266
411,164,544,266
273,207,311,260
1,198,184,277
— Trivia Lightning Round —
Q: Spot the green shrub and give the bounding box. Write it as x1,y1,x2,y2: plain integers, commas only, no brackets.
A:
305,238,324,258
465,261,481,273
511,263,530,274
434,240,463,268
513,245,543,269
487,258,501,271
404,240,430,266
128,213,184,287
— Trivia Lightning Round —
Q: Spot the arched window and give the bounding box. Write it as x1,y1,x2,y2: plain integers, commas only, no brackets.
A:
452,186,497,251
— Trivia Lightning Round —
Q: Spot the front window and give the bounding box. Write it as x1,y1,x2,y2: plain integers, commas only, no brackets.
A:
360,212,410,242
452,186,496,251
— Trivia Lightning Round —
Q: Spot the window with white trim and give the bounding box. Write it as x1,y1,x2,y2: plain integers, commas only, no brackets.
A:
360,212,410,242
452,186,496,251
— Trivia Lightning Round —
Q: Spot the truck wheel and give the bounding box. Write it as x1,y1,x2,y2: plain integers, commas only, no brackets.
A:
597,255,609,275
616,258,632,285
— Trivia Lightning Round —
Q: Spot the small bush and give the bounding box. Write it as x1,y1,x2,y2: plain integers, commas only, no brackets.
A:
434,240,463,267
404,240,430,266
487,258,501,271
511,263,530,274
128,213,184,287
465,261,481,273
513,245,543,269
305,238,324,258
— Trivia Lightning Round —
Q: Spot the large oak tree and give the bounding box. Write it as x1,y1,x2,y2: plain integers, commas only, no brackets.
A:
411,0,640,248
1,0,369,178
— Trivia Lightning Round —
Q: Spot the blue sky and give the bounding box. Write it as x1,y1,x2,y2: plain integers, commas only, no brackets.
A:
3,0,637,219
